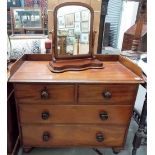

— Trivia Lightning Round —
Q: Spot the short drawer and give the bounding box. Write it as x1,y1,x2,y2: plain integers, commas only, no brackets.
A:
22,125,126,147
19,105,132,125
78,84,138,104
14,84,75,104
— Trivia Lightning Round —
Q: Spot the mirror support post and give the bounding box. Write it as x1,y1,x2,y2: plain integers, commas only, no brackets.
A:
97,0,109,54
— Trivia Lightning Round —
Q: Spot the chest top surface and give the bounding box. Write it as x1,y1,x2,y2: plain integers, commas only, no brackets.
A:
9,55,143,84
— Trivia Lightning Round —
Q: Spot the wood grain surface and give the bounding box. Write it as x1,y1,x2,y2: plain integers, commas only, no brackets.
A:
10,61,143,83
19,105,132,125
22,124,126,147
78,84,138,104
14,84,75,104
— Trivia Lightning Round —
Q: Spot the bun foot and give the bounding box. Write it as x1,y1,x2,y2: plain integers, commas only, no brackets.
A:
23,147,33,153
112,148,121,154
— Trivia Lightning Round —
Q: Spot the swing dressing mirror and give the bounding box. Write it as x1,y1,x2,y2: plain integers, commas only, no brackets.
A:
54,3,94,59
49,2,103,73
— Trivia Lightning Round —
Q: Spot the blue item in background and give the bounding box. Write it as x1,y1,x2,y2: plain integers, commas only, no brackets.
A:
7,0,23,10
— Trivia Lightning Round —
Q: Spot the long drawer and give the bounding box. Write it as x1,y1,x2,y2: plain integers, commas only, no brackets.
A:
78,84,138,104
19,105,132,125
14,84,75,104
22,125,126,147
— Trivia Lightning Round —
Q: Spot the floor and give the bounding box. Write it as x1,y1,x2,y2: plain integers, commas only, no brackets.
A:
17,119,147,155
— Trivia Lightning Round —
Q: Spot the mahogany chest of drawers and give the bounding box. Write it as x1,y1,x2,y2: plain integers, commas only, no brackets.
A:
9,54,144,153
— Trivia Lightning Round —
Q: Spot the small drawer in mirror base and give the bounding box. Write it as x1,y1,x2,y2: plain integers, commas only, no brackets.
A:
22,125,126,147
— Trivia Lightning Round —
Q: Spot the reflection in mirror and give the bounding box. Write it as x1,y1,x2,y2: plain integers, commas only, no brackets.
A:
57,5,91,56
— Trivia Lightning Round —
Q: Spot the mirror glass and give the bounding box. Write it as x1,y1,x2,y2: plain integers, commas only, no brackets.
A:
56,5,91,56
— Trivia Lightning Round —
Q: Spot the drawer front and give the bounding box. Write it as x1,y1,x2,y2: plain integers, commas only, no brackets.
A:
14,84,75,104
19,105,132,125
22,125,126,147
78,84,138,104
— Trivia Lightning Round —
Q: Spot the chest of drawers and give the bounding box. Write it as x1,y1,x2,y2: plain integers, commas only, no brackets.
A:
9,54,144,153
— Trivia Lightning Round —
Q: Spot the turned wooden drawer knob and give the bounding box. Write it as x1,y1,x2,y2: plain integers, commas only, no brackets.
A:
96,132,104,142
99,111,108,121
102,91,112,99
41,88,49,99
43,132,50,142
42,111,50,120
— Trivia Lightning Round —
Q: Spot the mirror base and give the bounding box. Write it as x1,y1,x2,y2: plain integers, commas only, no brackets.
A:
48,58,104,73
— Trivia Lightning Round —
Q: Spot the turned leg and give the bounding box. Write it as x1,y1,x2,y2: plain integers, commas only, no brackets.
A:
23,147,33,153
112,148,121,154
132,148,137,155
132,92,147,155
132,129,144,155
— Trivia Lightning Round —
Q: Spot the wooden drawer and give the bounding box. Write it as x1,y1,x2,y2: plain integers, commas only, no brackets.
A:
78,84,138,104
22,125,126,147
14,84,75,104
19,105,132,125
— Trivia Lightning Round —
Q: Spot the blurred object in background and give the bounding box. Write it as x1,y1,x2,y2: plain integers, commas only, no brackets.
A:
122,24,147,52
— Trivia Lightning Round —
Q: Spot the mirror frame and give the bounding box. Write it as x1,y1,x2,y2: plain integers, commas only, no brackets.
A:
11,7,43,30
53,2,94,59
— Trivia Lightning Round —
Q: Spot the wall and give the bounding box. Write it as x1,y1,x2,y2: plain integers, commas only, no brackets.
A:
47,0,102,54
